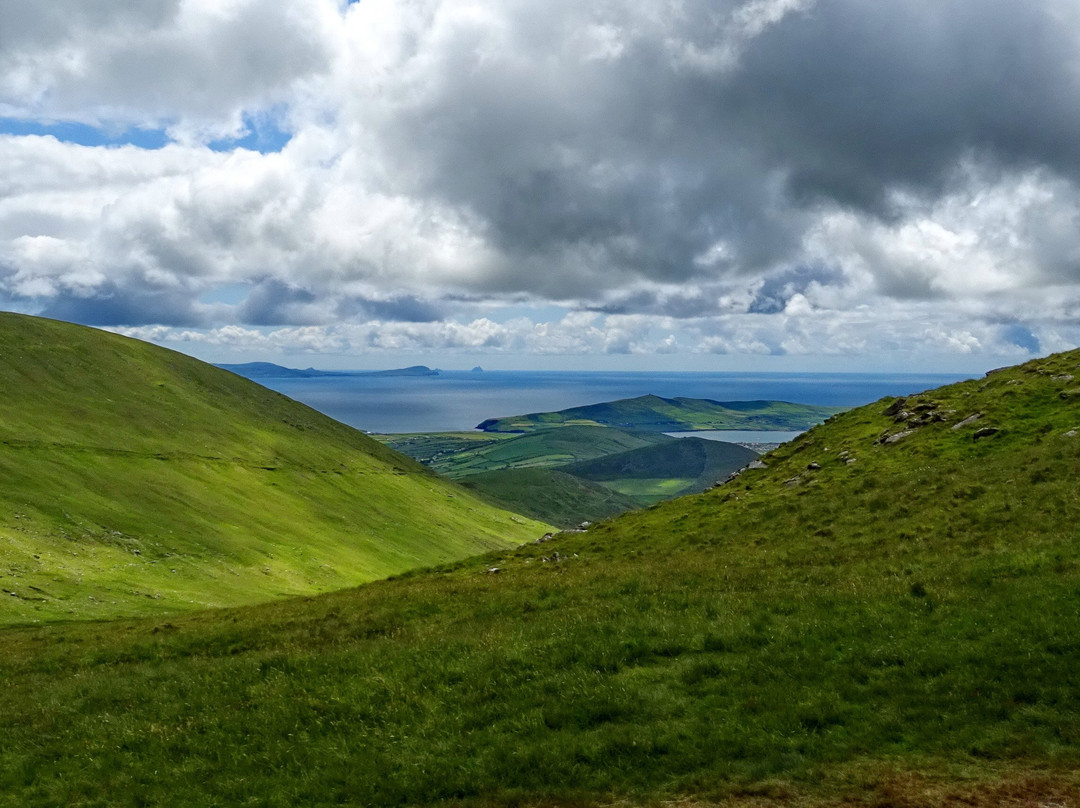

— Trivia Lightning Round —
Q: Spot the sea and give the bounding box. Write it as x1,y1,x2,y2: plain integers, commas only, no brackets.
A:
257,369,972,436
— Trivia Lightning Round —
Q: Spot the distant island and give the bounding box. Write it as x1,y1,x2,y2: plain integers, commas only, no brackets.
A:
477,394,842,433
217,362,439,379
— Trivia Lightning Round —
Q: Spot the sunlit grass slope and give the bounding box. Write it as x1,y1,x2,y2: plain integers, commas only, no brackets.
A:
2,350,1080,806
0,313,546,624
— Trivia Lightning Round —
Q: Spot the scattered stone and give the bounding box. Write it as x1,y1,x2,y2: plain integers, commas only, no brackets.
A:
534,533,555,544
486,567,501,575
844,457,856,465
784,475,802,487
1066,430,1078,438
577,521,591,531
951,413,982,431
973,427,1000,440
1053,374,1075,382
875,429,915,445
807,462,821,470
747,460,768,470
883,397,908,417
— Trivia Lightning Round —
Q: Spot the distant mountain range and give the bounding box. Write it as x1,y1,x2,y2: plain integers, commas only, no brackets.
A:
216,362,439,379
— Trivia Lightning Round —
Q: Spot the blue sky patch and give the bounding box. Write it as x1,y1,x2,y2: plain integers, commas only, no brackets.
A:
0,118,169,149
208,111,292,154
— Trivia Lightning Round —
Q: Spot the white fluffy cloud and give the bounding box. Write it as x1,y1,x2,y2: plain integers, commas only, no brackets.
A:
3,0,1080,367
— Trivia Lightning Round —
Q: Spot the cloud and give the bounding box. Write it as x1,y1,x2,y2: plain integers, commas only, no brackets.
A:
4,0,1080,365
0,0,341,140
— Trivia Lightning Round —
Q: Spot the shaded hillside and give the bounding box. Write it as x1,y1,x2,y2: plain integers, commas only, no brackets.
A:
2,350,1080,806
477,393,840,432
0,313,545,624
383,428,752,520
457,467,641,528
565,437,759,504
380,425,674,478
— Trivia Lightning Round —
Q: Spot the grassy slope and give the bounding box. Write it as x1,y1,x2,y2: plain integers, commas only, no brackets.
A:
0,313,546,624
378,425,673,479
456,467,642,528
566,437,759,504
2,351,1080,806
477,394,841,433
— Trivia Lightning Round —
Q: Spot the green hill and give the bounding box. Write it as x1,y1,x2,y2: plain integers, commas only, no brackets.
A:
380,425,674,478
2,349,1080,806
566,437,759,504
476,393,841,432
0,313,546,624
456,467,642,528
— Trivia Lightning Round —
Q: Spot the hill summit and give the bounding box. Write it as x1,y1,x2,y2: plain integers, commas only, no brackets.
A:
0,313,544,623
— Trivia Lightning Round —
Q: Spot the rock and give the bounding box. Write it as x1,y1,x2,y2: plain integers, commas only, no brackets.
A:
807,462,821,470
747,459,768,470
1066,430,1078,438
784,475,802,487
1053,374,1075,382
534,533,555,544
985,366,1009,376
951,413,982,430
973,427,1000,440
577,521,591,530
875,429,915,445
883,397,908,417
486,567,501,574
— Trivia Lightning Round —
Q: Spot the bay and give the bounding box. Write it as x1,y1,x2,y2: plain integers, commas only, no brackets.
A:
257,369,970,435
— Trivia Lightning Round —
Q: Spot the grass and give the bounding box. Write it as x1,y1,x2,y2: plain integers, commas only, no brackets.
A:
376,426,672,479
380,427,752,523
456,467,642,528
382,428,761,523
0,313,548,624
1,350,1079,804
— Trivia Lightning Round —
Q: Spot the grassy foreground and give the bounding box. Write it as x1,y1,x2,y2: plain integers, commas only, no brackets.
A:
3,350,1080,806
0,314,547,624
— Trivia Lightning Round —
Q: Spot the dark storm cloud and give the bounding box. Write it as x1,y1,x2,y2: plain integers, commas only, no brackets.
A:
237,278,319,326
335,294,443,323
39,281,207,327
730,0,1080,212
368,0,1080,299
748,266,846,315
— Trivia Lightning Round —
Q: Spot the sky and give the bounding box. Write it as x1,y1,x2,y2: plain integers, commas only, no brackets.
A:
1,0,1079,372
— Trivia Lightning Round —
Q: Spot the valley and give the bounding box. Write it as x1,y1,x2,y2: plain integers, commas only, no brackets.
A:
0,316,1078,807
